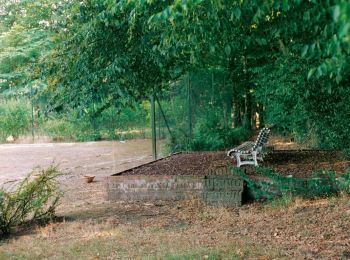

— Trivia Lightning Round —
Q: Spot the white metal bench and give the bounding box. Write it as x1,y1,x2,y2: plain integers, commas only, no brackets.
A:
227,127,271,167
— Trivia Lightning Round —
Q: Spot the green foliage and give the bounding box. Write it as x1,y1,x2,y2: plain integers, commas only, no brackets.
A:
233,167,276,200
43,0,171,114
168,121,250,152
0,21,53,97
0,0,71,118
4,0,350,150
266,195,294,209
336,172,350,193
232,167,350,200
0,97,152,143
159,70,246,152
257,168,338,199
0,98,31,140
42,118,75,141
190,122,250,151
0,165,62,236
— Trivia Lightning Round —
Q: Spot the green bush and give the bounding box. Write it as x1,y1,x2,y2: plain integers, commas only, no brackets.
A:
75,130,102,142
62,103,149,142
0,99,31,140
189,113,225,151
0,165,62,237
169,125,251,152
189,127,247,151
42,119,75,141
165,103,251,152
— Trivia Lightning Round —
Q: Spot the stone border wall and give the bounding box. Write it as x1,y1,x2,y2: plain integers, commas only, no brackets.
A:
106,171,244,206
203,175,243,206
106,175,204,201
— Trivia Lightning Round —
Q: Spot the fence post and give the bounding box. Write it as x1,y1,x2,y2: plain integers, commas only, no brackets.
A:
151,94,157,160
155,95,173,138
188,72,193,138
30,83,34,141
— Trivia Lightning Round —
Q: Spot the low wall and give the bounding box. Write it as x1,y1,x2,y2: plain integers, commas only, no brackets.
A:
106,175,204,201
106,172,244,206
203,175,243,207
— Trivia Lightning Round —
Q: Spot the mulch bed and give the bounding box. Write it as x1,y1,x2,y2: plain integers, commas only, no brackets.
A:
116,150,349,178
245,150,349,178
116,152,230,176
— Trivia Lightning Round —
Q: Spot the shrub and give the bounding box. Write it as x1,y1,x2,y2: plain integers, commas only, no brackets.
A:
0,99,31,140
0,165,62,237
171,126,251,152
42,119,75,141
166,105,252,152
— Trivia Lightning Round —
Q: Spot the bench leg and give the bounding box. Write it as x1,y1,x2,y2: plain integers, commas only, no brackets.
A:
252,151,258,166
235,152,242,167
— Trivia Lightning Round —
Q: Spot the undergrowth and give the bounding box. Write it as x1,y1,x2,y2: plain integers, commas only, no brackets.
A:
0,99,31,141
0,165,62,237
232,167,350,200
168,126,251,152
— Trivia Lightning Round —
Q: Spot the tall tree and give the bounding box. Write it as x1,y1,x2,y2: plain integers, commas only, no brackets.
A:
43,0,350,148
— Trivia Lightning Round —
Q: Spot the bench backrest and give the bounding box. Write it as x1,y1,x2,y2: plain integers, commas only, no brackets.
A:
252,127,270,151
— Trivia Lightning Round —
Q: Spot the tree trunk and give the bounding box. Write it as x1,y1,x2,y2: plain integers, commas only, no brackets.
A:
233,98,242,127
244,88,252,130
223,101,228,129
257,103,265,128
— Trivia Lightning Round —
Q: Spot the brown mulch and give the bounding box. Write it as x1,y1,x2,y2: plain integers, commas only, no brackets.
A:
116,152,231,176
116,150,349,178
245,150,349,178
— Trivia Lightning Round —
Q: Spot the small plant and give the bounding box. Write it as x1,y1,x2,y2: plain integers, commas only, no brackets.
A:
231,166,350,201
266,195,294,209
255,167,338,198
0,165,62,237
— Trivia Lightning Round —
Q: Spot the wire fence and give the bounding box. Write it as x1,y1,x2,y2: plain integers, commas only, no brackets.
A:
0,69,259,159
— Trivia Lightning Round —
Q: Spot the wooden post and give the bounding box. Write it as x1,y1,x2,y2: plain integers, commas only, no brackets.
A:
151,95,157,160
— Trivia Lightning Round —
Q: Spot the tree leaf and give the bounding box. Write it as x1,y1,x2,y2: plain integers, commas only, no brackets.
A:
233,7,241,19
333,5,340,22
225,45,231,56
307,68,316,80
301,45,308,57
282,0,289,11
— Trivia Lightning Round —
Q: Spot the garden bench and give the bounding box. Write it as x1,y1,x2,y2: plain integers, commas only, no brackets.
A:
227,127,271,167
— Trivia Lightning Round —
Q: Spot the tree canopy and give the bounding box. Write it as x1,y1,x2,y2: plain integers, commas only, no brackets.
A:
2,0,350,148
